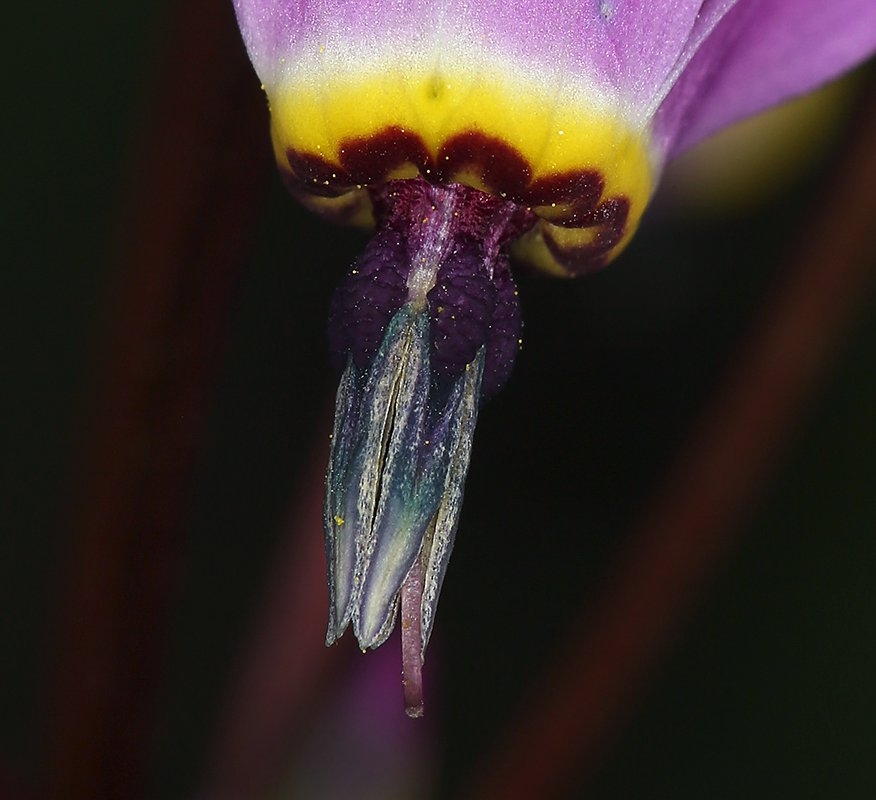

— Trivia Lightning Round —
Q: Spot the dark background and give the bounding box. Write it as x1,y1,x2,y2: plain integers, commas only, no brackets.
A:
4,2,875,798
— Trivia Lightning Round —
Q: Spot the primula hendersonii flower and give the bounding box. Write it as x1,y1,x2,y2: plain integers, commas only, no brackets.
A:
232,0,876,715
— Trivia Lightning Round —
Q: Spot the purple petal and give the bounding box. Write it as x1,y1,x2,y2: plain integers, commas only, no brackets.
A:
656,0,876,158
454,0,735,120
586,0,739,117
232,0,739,123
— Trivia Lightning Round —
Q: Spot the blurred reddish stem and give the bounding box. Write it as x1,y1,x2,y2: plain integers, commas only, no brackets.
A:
44,2,271,798
463,88,876,799
200,425,353,799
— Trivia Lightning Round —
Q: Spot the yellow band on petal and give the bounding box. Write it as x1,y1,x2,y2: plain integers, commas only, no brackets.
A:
267,64,654,273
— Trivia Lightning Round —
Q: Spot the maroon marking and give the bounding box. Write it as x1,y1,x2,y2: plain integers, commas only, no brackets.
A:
279,126,632,271
339,126,433,186
541,196,630,275
523,170,604,208
283,149,352,197
373,183,535,249
435,131,532,198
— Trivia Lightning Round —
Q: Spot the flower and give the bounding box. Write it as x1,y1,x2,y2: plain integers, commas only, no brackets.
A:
232,0,876,714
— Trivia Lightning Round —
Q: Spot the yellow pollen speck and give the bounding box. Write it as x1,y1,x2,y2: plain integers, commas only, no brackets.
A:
333,515,345,526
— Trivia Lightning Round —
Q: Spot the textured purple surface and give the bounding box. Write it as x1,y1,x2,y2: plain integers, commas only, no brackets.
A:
426,242,522,398
327,227,409,371
427,241,497,382
327,179,529,397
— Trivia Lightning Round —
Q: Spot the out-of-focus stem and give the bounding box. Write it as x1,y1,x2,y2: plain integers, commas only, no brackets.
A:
201,428,351,798
44,3,271,798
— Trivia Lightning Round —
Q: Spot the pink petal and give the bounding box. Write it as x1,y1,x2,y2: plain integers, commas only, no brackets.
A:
232,0,737,123
656,0,876,158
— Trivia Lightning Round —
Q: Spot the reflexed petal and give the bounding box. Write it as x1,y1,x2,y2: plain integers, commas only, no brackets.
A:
230,1,671,272
581,0,739,119
655,0,876,158
233,0,737,123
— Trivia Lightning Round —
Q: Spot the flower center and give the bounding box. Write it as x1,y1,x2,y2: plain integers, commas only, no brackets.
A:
328,178,534,398
268,62,653,273
324,179,533,682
